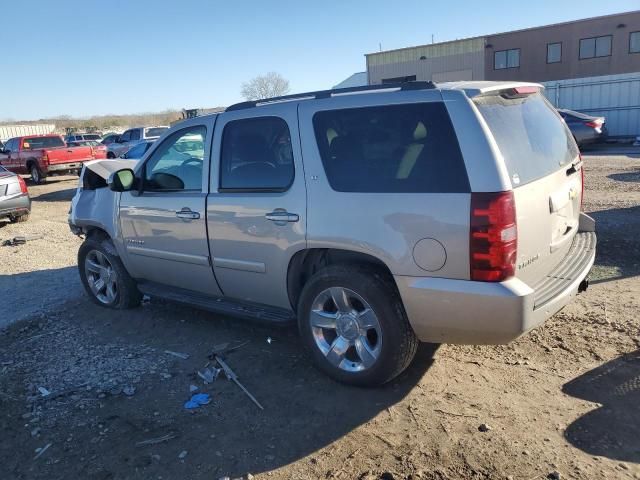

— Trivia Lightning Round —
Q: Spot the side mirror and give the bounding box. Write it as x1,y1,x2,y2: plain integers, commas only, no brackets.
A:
108,168,136,192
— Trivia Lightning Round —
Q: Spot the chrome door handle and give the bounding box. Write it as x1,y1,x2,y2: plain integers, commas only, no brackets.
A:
176,209,200,220
265,211,299,222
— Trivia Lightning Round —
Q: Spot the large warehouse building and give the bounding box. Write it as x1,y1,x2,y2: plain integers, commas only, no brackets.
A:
357,11,640,136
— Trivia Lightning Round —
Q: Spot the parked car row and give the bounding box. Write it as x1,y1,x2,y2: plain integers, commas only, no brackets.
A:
0,134,107,184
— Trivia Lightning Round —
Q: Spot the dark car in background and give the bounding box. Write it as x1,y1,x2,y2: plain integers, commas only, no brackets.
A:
100,133,121,145
558,109,608,147
0,165,30,223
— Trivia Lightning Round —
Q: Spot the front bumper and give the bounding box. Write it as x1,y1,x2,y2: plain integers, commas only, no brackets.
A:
396,224,596,345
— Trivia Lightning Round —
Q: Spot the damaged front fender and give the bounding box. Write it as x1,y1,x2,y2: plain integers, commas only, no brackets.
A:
68,159,138,241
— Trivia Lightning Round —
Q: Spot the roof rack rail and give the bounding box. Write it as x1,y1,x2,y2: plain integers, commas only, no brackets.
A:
225,81,437,112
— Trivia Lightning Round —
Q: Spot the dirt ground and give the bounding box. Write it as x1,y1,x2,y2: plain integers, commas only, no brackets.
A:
1,149,639,480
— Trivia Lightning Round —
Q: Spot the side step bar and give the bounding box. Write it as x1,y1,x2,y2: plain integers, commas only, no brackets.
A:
138,282,295,325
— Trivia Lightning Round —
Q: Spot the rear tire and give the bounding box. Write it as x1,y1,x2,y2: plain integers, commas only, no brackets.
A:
10,213,30,223
297,265,418,387
30,164,45,184
78,235,142,309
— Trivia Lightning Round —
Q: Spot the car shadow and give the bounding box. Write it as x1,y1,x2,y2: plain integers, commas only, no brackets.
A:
32,187,76,202
588,205,640,285
608,170,640,183
563,351,640,463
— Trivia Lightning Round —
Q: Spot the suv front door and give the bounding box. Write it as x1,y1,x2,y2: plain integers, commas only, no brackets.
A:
207,105,306,309
119,121,221,296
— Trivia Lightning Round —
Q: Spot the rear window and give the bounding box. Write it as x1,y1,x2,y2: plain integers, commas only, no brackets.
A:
474,92,578,186
22,136,65,149
83,134,100,140
312,102,470,193
145,127,168,138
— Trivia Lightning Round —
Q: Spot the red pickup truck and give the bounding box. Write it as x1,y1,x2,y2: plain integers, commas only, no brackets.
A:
0,135,107,184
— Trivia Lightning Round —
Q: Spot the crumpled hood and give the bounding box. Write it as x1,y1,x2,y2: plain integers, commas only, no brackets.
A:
83,159,138,180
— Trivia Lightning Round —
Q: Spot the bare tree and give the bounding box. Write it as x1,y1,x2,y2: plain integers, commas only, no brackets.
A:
241,72,291,100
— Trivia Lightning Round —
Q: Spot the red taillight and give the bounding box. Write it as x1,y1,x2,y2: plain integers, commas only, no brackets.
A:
470,192,517,282
17,175,28,194
584,120,602,128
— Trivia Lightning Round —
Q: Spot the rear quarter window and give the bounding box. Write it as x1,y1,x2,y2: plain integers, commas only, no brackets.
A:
312,102,470,193
474,92,578,186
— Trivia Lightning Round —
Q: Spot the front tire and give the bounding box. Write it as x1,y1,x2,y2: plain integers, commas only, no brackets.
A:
297,265,418,387
78,235,142,309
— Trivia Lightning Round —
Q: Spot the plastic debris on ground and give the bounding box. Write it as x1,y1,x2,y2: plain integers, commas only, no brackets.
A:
197,367,220,384
183,393,211,409
164,350,190,360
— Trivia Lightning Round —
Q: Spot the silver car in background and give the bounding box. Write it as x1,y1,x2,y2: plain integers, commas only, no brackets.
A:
0,166,30,223
107,126,168,158
69,81,596,387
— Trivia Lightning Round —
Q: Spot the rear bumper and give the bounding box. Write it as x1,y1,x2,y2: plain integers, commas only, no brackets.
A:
396,223,596,345
0,193,31,218
46,162,86,173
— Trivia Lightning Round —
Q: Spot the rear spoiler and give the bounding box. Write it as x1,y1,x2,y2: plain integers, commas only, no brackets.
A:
443,82,544,99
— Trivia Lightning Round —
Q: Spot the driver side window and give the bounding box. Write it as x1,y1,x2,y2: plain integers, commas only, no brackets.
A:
144,125,206,191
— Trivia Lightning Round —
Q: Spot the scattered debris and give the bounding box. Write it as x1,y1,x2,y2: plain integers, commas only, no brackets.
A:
215,356,264,410
478,423,492,432
434,408,478,418
197,367,220,384
33,443,51,460
178,450,188,459
123,385,136,396
37,387,51,397
136,433,177,447
2,234,44,247
165,350,190,360
548,471,561,480
266,337,272,344
208,340,250,360
184,393,211,409
189,384,199,393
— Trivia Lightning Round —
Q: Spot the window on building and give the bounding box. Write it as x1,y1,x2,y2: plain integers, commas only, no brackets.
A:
547,42,562,63
579,35,612,59
630,31,640,53
220,117,294,191
381,75,416,84
494,49,520,69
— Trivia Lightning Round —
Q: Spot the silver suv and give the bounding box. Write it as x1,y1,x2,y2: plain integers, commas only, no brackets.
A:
69,82,596,386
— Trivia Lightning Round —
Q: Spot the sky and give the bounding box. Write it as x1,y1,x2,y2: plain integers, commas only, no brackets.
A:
1,0,637,120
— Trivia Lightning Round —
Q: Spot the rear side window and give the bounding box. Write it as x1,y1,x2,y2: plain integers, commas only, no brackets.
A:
145,127,168,138
474,93,578,186
312,102,469,193
22,136,65,149
220,117,294,191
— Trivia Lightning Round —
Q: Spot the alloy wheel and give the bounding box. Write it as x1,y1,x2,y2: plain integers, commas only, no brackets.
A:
309,287,382,372
84,250,118,305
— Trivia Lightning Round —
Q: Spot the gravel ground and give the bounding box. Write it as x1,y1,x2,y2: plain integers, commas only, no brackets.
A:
0,153,639,480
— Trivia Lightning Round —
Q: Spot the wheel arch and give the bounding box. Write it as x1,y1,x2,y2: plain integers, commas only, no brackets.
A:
287,248,395,312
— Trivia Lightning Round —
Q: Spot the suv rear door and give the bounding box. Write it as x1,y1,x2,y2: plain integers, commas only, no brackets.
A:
206,104,306,309
473,89,582,286
118,121,221,296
